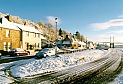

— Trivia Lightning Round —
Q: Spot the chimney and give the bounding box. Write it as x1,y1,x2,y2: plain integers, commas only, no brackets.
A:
0,18,2,24
24,22,26,25
5,15,12,22
66,35,68,38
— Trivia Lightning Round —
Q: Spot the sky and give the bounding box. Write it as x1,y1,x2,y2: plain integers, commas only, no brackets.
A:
0,0,123,42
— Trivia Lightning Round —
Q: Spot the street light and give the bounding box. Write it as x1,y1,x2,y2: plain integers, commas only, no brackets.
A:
55,18,58,56
86,37,88,49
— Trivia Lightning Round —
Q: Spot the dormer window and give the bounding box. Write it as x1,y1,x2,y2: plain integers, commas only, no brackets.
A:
33,33,36,37
35,33,36,37
38,34,40,38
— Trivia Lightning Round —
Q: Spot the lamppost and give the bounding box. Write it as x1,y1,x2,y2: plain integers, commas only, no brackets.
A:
86,37,88,49
55,18,58,56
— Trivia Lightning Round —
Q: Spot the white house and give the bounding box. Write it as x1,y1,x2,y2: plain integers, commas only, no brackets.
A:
13,23,43,52
57,35,79,49
87,41,95,49
78,41,86,49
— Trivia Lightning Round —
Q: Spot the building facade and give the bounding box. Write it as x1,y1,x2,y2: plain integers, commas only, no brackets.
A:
60,35,79,49
0,17,21,51
14,22,43,52
0,15,43,53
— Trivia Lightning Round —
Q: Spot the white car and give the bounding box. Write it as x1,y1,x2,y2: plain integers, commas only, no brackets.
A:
35,48,56,58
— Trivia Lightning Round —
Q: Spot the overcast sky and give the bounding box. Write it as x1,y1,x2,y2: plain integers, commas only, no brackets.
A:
0,0,123,42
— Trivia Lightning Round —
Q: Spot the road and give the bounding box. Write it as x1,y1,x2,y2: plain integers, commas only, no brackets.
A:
12,49,121,84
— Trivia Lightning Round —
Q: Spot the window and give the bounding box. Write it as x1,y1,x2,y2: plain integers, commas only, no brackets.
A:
33,33,37,37
34,43,36,48
6,30,10,37
34,43,40,48
25,42,29,50
38,34,40,38
38,43,40,48
8,42,11,51
26,31,29,36
3,42,7,51
35,33,36,37
3,42,11,51
33,33,35,37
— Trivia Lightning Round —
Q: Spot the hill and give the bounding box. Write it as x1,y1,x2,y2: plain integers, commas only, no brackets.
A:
0,12,86,42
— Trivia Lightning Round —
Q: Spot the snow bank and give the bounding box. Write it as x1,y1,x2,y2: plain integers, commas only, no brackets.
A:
0,71,14,84
10,49,110,78
0,59,35,84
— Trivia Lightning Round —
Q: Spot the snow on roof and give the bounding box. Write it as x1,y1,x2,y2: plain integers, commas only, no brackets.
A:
0,17,19,30
13,23,42,34
40,35,47,39
0,17,42,34
71,38,78,42
56,40,62,44
79,42,86,45
62,41,71,44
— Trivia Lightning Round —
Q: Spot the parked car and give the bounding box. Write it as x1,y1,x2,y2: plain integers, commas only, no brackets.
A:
9,48,30,56
35,48,56,58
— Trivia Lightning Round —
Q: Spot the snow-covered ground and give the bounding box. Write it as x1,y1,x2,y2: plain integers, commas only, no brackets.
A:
0,71,14,84
10,49,110,78
0,49,122,84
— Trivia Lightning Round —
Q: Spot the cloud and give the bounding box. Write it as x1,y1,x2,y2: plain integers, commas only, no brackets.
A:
109,30,123,34
89,34,123,43
89,29,123,42
90,19,123,31
46,16,61,25
118,14,123,18
89,34,111,42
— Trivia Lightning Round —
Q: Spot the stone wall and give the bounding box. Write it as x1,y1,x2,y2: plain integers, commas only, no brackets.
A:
0,27,21,51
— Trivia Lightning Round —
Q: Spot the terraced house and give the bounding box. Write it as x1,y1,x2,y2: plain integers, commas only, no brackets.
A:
13,23,43,52
0,15,43,54
0,16,21,51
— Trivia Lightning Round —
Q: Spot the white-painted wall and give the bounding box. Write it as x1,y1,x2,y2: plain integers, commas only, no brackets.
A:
22,31,41,51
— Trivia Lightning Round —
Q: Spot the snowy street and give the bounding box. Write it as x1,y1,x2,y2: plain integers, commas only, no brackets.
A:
0,49,122,84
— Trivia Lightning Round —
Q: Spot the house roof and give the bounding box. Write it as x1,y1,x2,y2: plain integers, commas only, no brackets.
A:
56,40,62,44
0,17,20,30
0,17,43,34
13,23,42,34
78,41,86,45
62,41,71,44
